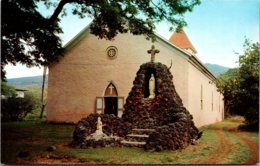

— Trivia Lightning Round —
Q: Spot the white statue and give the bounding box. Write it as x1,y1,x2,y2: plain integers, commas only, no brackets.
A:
148,74,155,99
95,117,103,135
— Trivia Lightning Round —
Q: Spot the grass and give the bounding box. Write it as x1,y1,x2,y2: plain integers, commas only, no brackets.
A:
223,131,250,164
55,128,218,164
244,132,259,144
1,121,74,164
24,107,47,120
201,118,242,131
1,118,259,164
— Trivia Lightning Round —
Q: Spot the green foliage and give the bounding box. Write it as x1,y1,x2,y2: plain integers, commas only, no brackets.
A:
1,0,64,80
1,0,200,80
88,0,200,40
3,85,47,120
216,40,259,130
1,82,16,97
1,92,40,121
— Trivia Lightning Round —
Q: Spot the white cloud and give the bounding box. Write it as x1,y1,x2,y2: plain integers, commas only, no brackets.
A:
5,64,47,79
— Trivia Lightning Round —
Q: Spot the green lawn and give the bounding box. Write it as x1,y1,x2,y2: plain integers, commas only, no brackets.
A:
1,118,259,164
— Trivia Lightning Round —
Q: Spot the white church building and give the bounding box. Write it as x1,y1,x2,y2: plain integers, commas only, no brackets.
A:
46,25,224,127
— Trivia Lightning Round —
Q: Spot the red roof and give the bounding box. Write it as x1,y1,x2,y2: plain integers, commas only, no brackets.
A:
169,30,197,54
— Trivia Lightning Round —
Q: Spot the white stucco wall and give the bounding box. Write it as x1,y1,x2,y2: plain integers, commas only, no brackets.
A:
187,61,224,127
46,31,224,125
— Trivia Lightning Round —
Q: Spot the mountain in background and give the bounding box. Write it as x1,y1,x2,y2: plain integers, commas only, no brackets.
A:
7,63,229,87
205,63,230,77
7,75,48,87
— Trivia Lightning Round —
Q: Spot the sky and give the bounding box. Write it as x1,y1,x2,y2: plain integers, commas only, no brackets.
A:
5,0,259,79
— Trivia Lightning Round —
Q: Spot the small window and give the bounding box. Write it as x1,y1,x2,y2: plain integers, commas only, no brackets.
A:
117,97,124,118
219,94,221,112
200,84,203,110
96,97,103,114
211,91,213,111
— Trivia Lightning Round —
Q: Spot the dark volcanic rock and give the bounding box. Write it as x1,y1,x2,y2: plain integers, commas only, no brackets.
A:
73,62,201,151
122,62,201,151
72,113,132,148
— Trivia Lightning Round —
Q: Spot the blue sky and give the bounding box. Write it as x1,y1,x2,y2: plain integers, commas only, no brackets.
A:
5,0,259,78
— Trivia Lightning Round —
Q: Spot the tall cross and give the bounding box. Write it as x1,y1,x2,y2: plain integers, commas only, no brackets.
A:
108,84,114,94
147,45,160,63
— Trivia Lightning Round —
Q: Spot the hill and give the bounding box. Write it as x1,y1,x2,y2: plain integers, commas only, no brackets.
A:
7,75,48,87
6,63,229,86
205,63,230,76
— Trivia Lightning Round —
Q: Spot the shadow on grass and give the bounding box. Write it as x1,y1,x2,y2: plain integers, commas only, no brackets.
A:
1,118,258,164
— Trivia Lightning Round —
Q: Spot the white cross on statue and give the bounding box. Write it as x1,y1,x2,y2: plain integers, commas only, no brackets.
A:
147,45,160,63
108,84,114,94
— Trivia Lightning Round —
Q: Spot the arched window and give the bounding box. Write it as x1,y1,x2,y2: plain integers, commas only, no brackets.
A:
104,82,118,116
104,82,118,97
96,82,124,117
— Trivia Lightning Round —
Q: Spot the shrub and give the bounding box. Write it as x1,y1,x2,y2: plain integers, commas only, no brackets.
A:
1,92,40,121
1,82,16,97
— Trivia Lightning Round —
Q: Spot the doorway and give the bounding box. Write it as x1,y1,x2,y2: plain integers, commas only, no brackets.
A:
104,82,118,116
104,97,118,116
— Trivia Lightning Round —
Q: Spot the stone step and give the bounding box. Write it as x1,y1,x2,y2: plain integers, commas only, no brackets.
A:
127,134,149,138
131,128,155,135
121,140,146,147
132,128,155,132
126,134,149,142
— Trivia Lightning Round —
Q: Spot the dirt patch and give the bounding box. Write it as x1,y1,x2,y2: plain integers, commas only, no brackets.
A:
35,154,96,164
26,140,49,145
55,142,72,148
3,139,48,145
16,153,96,164
235,132,259,164
194,129,233,164
227,128,239,132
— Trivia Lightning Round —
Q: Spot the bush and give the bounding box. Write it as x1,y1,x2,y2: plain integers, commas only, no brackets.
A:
1,93,40,121
1,82,16,97
216,40,259,130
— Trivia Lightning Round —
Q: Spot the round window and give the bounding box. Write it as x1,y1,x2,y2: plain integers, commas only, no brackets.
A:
106,46,118,59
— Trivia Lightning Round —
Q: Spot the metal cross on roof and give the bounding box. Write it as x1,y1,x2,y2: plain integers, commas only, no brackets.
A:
147,45,160,63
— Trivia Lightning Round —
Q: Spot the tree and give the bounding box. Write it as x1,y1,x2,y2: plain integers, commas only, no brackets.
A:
1,0,201,80
1,82,40,121
1,0,63,81
1,82,16,97
1,92,40,121
217,40,259,130
39,66,47,118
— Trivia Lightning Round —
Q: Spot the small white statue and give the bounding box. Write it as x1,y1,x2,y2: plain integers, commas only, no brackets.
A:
95,117,103,135
148,74,155,99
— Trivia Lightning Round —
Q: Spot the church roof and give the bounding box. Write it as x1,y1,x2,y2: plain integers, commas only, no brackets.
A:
169,30,197,54
64,24,216,81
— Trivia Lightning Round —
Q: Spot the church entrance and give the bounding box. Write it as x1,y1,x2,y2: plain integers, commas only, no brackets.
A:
104,82,118,116
95,82,124,117
104,97,118,116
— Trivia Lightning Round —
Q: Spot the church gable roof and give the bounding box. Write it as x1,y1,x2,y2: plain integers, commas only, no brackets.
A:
169,30,197,54
64,24,91,51
63,24,215,81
